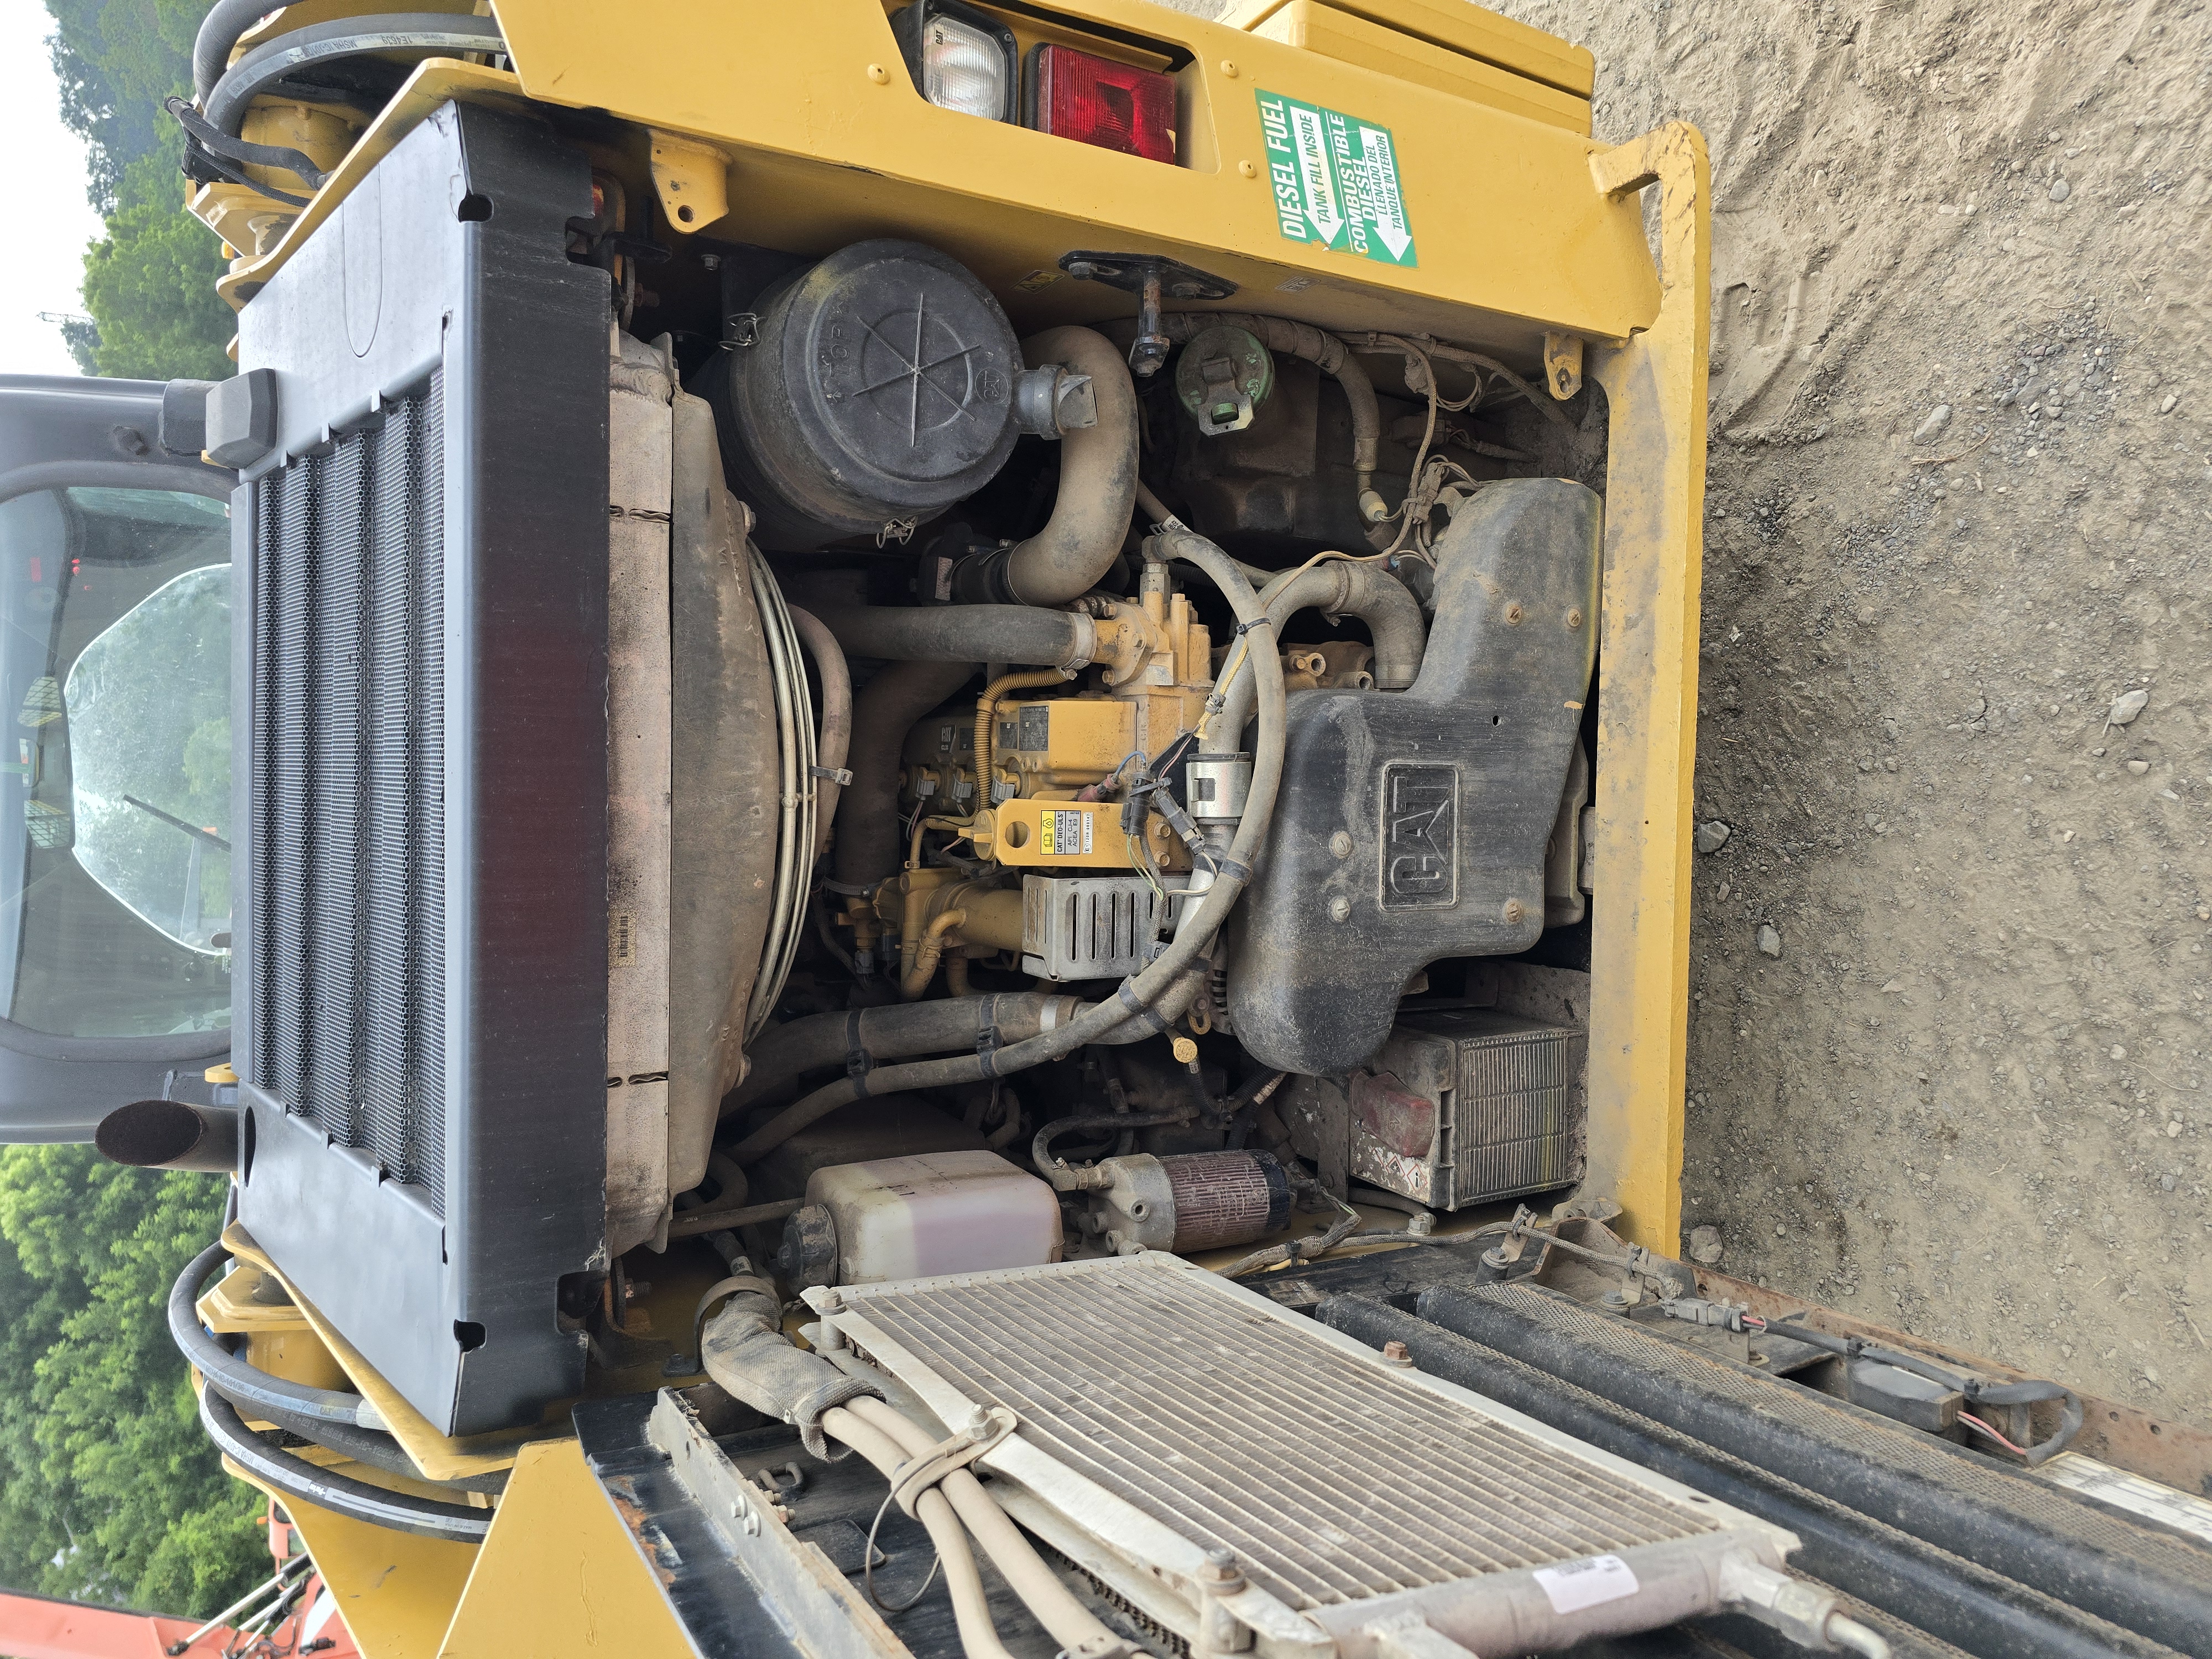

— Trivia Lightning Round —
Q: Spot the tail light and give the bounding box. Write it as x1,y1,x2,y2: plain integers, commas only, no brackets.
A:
892,1,1019,123
1025,43,1177,164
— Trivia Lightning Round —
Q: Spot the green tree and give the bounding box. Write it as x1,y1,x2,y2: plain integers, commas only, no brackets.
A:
44,0,236,380
0,1148,264,1615
80,153,235,382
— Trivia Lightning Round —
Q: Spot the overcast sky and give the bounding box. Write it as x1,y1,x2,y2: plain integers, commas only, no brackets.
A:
0,0,109,376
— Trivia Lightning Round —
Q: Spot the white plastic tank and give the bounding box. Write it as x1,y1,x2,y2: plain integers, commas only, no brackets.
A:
807,1149,1062,1284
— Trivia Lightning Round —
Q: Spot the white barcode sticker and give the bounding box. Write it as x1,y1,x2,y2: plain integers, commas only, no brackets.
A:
1531,1554,1639,1615
1041,808,1093,857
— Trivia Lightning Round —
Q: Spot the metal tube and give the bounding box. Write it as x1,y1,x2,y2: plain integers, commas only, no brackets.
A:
96,1098,239,1173
786,607,851,864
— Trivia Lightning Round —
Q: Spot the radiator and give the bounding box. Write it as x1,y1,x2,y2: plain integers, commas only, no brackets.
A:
252,377,447,1203
810,1256,1799,1655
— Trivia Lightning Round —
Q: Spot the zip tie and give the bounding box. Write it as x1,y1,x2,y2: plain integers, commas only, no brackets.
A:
810,764,854,786
1232,615,1275,638
844,1011,872,1081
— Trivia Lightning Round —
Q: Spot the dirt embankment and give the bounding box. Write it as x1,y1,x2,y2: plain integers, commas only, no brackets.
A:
1167,0,2212,1423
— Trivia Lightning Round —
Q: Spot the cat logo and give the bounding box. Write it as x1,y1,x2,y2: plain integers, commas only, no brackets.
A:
1380,762,1457,909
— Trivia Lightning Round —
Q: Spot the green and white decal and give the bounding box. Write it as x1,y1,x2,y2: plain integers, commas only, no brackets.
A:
1255,90,1416,267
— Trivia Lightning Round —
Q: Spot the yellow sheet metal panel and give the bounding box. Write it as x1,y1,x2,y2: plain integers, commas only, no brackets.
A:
1223,0,1595,99
436,1440,693,1659
487,0,1658,353
273,1492,479,1659
1580,123,1712,1255
1246,3,1589,133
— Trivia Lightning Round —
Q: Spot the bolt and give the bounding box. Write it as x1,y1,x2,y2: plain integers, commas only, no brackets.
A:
1238,159,1258,178
865,63,890,85
1566,607,1584,629
1504,602,1525,625
1220,60,1240,78
1380,1340,1415,1369
1503,899,1525,925
1172,1035,1199,1065
1330,830,1354,859
1201,1547,1241,1584
1328,894,1353,922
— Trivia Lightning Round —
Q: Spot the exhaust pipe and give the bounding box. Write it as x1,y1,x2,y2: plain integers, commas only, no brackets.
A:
96,1098,242,1174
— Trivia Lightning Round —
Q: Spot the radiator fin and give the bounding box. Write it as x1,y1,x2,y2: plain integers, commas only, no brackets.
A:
252,380,446,1206
838,1258,1717,1612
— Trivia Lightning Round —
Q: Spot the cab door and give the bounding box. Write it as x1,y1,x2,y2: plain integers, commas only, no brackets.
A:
0,375,234,1140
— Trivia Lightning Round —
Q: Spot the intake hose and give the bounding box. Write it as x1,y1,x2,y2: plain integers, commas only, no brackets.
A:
698,1278,881,1458
723,994,1083,1118
951,328,1136,605
1212,556,1426,743
816,605,1095,671
728,525,1285,1167
786,608,851,865
836,660,975,888
204,14,509,138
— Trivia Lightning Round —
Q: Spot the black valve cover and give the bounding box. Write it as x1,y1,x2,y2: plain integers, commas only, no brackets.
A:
1226,478,1601,1075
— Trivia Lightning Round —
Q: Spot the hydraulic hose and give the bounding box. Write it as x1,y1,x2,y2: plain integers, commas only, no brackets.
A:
821,1405,1019,1659
845,1397,1124,1657
1212,556,1426,743
198,1389,491,1543
204,15,509,138
729,525,1285,1168
952,327,1137,604
193,0,294,101
837,660,975,888
169,1241,384,1431
900,909,967,1001
817,606,1095,672
726,994,1083,1118
786,607,851,865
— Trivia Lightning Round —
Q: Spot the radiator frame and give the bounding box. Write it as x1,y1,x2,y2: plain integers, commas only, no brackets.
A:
229,101,611,1437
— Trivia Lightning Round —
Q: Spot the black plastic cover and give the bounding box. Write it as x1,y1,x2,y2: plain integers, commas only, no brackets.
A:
229,102,611,1436
705,238,1020,549
1227,479,1601,1075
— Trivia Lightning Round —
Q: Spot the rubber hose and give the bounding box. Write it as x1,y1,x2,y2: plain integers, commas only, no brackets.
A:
193,0,291,101
952,328,1137,604
785,608,851,865
169,1241,382,1431
822,1405,1020,1659
836,660,975,888
1212,558,1427,742
817,606,1095,671
199,1390,489,1543
729,528,1285,1167
900,909,966,1001
726,994,1083,1117
848,1397,1123,1655
205,15,509,137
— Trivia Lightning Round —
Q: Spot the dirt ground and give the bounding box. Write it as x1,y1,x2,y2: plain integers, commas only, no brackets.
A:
1167,0,2212,1427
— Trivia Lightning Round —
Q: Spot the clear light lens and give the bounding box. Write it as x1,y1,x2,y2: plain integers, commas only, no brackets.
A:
922,18,1008,119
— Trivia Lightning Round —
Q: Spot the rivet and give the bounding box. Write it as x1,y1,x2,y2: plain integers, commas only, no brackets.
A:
1504,602,1525,625
865,63,890,85
1329,830,1354,859
1221,60,1240,77
1566,607,1584,629
1328,894,1353,922
1238,159,1258,179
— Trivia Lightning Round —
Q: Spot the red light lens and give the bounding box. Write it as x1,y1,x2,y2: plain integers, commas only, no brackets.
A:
1030,44,1176,164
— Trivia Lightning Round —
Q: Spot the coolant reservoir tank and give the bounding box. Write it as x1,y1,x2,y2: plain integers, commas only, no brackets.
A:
805,1150,1062,1285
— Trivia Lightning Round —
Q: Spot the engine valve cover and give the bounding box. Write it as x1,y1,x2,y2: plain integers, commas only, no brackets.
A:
1227,478,1600,1074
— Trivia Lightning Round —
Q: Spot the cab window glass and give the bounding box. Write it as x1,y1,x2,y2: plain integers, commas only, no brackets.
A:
0,487,231,1036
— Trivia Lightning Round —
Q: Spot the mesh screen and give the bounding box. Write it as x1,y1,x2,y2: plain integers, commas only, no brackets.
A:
252,379,447,1207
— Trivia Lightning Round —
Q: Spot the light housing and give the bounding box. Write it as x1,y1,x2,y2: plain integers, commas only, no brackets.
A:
892,1,1019,124
1024,42,1177,165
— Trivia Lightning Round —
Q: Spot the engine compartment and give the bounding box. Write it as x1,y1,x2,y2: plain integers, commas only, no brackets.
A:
623,224,1608,1296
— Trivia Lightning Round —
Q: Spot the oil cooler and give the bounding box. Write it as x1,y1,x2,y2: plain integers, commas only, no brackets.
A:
1353,1010,1587,1211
